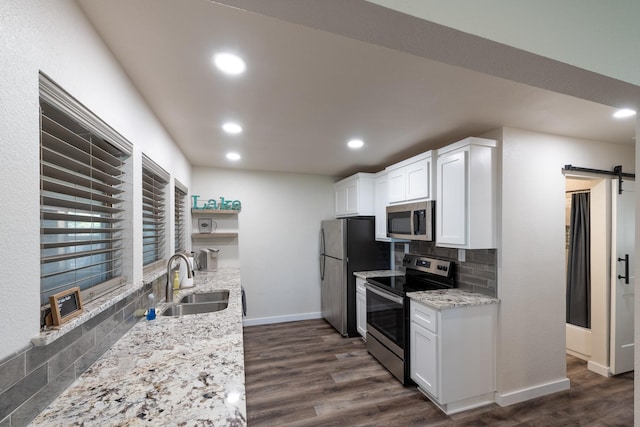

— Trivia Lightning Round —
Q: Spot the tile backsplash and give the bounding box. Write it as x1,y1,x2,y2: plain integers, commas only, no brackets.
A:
394,241,497,298
0,279,158,427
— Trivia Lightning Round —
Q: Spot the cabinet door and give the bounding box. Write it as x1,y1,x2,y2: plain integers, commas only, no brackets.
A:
387,168,406,203
410,321,438,397
437,150,467,245
405,158,431,201
374,174,390,241
344,179,359,214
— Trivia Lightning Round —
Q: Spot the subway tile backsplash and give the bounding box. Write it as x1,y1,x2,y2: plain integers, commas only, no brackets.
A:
395,241,497,298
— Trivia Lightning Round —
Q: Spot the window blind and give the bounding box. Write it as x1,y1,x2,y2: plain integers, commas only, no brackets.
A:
174,180,188,254
142,155,168,266
39,100,128,305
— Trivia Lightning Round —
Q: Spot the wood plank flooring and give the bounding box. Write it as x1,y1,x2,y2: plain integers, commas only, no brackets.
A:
243,319,633,426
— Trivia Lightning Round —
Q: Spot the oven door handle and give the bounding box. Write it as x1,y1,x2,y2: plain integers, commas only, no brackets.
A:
366,284,404,304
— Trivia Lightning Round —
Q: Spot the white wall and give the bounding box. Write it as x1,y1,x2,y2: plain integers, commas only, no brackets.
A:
365,0,640,88
0,1,190,360
191,167,334,324
496,127,634,404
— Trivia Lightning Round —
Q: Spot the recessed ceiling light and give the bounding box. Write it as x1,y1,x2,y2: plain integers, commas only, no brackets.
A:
613,108,636,119
213,52,246,75
226,152,241,161
222,122,243,134
347,139,364,149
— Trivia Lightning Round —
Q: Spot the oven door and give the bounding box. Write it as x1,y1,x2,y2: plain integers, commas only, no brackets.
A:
366,284,405,355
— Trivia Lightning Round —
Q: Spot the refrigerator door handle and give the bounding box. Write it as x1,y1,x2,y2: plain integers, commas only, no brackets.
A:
320,229,326,280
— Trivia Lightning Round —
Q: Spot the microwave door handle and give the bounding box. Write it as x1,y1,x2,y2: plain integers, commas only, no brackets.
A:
412,210,419,235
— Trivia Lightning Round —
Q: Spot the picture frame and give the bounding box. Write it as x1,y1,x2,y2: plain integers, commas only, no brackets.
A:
49,287,84,326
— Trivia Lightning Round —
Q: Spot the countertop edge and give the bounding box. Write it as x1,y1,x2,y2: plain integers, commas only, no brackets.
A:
353,270,404,279
408,289,500,310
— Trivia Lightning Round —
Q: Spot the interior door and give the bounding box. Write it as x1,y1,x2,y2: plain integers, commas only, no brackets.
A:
610,179,635,375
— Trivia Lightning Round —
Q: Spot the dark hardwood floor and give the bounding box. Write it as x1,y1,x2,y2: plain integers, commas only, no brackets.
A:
243,319,633,426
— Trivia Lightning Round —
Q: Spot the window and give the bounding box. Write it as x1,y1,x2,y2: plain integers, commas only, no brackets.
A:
174,180,188,254
142,155,169,267
39,74,132,306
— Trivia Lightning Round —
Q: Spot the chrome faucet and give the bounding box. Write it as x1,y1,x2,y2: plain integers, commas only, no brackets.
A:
166,253,193,303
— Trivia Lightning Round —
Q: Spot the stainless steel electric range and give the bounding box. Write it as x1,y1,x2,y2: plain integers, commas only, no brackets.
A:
365,253,455,384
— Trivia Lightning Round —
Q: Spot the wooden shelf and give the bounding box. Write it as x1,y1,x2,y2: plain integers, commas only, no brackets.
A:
191,209,240,215
192,232,238,239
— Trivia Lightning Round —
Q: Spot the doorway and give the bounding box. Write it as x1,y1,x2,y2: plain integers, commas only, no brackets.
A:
564,176,635,376
565,177,600,362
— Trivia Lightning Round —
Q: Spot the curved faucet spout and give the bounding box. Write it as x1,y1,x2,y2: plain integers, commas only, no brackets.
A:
166,253,193,303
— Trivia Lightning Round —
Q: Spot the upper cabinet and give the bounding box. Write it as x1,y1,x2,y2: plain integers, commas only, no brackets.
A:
387,151,434,204
334,173,375,217
374,171,390,241
436,137,497,249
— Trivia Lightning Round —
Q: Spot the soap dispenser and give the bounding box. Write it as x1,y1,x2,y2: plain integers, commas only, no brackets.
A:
173,270,180,291
146,292,156,320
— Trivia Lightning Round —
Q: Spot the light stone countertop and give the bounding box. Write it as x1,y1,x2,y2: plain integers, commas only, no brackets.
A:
353,270,404,279
30,268,246,427
408,289,499,310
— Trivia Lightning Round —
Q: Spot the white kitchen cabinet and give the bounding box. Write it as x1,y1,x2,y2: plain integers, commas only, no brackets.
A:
387,151,434,204
436,137,496,249
374,171,390,241
334,173,375,217
355,277,367,339
409,299,497,415
411,320,437,396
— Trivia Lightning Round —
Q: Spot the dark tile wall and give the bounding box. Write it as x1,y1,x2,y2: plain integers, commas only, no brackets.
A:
0,280,156,427
394,241,497,297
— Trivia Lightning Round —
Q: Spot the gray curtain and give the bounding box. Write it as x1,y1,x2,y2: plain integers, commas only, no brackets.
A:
566,192,590,328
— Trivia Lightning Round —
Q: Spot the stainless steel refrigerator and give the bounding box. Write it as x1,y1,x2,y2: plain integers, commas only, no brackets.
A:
320,217,390,337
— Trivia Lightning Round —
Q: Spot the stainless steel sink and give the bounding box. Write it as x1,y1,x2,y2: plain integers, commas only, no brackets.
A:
179,290,230,304
161,301,228,316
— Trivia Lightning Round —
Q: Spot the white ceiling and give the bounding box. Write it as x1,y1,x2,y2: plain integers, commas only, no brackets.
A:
76,0,635,178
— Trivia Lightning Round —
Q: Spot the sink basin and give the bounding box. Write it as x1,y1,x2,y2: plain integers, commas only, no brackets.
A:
161,301,228,316
179,290,230,304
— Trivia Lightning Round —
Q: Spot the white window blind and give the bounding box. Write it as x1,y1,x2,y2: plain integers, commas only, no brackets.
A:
39,100,129,305
174,180,188,254
142,155,169,266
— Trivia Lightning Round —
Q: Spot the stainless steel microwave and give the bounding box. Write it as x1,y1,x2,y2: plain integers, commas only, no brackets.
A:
386,201,434,241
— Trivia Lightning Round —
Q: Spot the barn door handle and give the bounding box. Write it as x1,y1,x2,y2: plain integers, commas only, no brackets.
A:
618,254,629,284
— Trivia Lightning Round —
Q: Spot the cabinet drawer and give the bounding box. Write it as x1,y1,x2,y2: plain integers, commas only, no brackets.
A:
410,301,438,333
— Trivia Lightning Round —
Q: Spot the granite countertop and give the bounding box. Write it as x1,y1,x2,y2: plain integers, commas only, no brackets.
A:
408,289,499,310
353,270,404,279
30,268,246,427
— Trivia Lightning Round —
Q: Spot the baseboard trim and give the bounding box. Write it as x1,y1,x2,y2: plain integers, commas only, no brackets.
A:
495,378,570,407
243,312,322,327
587,360,612,377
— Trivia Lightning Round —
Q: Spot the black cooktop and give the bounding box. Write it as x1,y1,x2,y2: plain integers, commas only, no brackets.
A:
366,254,455,297
367,275,451,296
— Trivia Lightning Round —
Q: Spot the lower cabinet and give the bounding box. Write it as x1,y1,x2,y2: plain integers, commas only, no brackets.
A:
356,278,367,339
409,299,497,415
